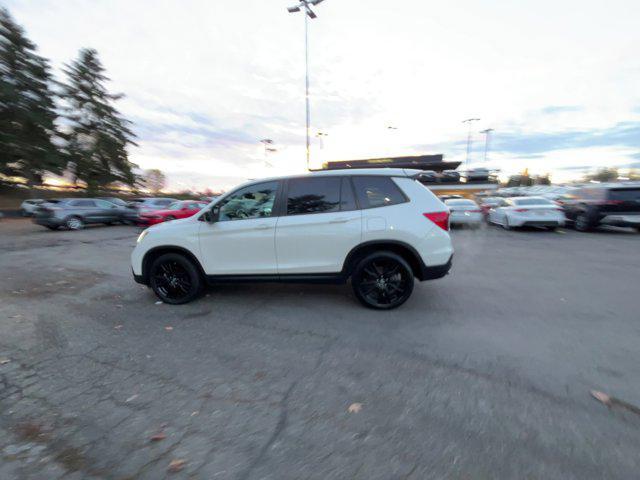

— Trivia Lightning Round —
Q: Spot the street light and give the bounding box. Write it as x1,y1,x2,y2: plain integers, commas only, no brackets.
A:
316,131,328,149
462,118,480,168
480,128,494,163
287,0,326,170
260,138,276,167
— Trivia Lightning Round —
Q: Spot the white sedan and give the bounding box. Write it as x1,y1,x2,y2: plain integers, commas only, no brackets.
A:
488,197,566,230
444,198,483,228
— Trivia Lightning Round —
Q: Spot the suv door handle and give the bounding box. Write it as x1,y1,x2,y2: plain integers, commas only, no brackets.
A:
329,217,355,224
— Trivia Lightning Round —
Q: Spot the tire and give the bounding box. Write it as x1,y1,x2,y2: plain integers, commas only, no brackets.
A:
65,216,84,230
546,226,558,231
46,225,59,231
575,213,592,232
502,217,511,230
149,253,203,305
351,251,414,310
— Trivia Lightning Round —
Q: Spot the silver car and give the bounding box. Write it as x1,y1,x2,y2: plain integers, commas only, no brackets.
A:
444,199,483,228
20,199,45,216
32,198,125,230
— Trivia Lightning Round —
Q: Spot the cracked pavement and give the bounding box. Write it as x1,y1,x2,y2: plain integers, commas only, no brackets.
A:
1,218,640,479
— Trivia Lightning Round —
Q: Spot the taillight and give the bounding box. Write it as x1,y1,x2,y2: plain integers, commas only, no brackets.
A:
514,208,529,213
424,211,449,231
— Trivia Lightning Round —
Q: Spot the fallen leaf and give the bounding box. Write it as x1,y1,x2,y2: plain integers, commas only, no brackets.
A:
115,304,123,309
165,326,173,332
150,432,167,442
591,390,612,406
168,459,186,473
125,394,139,403
348,402,363,413
190,411,199,417
0,358,11,365
114,325,123,330
155,301,163,305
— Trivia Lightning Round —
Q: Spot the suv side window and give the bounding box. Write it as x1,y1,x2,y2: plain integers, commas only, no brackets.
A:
286,177,341,215
95,200,115,208
218,181,279,221
70,200,96,207
340,177,357,211
352,176,407,209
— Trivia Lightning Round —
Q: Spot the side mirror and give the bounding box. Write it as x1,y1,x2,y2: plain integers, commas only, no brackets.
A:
207,205,221,223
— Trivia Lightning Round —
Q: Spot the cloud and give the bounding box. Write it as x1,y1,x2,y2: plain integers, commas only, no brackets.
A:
492,122,640,156
6,0,640,189
540,105,584,115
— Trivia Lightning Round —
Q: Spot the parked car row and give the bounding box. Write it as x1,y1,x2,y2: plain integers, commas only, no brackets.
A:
417,168,498,184
444,182,640,232
29,197,208,231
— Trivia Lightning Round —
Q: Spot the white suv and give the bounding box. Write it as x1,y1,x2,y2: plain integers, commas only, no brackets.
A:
131,168,453,309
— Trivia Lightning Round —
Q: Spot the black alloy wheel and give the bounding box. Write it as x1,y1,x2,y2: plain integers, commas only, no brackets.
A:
575,213,592,232
149,253,202,304
352,252,414,310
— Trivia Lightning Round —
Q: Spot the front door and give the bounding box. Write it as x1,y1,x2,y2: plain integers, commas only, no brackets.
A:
198,181,280,275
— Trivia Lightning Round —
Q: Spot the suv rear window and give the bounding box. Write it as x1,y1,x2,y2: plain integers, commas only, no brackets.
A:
609,188,640,202
352,176,406,209
287,177,341,215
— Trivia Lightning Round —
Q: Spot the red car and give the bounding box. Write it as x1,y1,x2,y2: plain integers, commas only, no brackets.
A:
138,200,208,226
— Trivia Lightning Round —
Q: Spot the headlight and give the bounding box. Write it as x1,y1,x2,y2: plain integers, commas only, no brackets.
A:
137,230,149,243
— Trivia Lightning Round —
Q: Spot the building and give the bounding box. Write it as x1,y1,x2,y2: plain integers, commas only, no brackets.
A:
321,154,457,172
321,154,497,199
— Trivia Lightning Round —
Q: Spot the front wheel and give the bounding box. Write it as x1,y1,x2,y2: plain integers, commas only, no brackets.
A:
65,216,84,230
149,253,202,305
351,251,414,310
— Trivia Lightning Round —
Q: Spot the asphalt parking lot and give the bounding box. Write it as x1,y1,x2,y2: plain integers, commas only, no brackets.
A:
1,219,639,479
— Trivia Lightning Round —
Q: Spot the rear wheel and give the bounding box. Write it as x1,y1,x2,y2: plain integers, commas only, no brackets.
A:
149,253,202,304
65,216,84,230
46,225,59,231
575,213,592,232
502,217,511,230
351,252,414,310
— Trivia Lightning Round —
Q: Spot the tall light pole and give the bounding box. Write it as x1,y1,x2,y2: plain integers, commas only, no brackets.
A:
287,0,325,170
480,128,494,163
316,131,328,149
462,118,480,168
260,138,276,167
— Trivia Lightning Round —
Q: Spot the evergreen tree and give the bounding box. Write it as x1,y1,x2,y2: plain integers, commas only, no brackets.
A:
0,8,62,185
62,48,137,192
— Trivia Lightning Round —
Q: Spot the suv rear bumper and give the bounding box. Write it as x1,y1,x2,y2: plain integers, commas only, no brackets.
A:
418,255,452,281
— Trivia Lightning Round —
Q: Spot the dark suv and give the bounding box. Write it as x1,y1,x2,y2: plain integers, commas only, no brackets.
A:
562,183,640,232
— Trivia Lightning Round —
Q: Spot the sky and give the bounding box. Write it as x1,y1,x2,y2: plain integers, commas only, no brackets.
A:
5,0,640,190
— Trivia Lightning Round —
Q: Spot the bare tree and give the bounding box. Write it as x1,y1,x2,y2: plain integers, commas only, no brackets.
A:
144,169,166,194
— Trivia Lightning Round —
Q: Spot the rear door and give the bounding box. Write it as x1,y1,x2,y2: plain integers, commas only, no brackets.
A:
275,176,362,274
95,199,120,221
